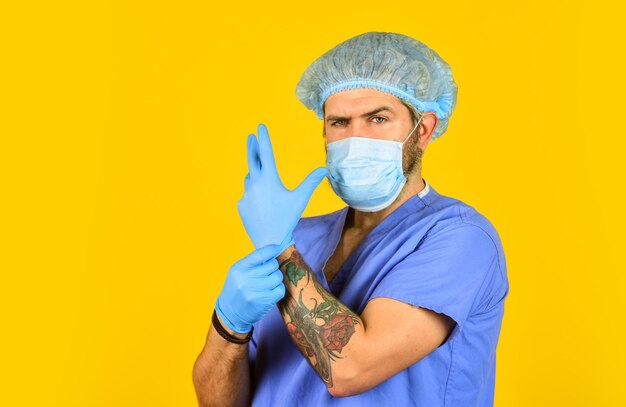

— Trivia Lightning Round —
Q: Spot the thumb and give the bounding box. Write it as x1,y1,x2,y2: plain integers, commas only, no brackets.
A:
295,167,329,198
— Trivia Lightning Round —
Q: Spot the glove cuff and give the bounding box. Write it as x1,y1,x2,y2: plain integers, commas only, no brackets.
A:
276,234,296,255
214,298,253,334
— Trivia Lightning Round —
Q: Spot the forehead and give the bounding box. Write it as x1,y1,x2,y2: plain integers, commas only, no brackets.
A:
324,88,405,116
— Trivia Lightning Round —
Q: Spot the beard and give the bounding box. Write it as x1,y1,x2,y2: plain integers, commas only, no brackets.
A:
402,133,424,178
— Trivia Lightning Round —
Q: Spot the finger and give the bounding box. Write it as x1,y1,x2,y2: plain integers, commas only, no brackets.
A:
269,282,286,302
248,257,280,276
235,244,283,268
256,123,278,175
295,167,329,197
247,133,261,179
244,172,251,191
267,269,286,288
251,269,284,289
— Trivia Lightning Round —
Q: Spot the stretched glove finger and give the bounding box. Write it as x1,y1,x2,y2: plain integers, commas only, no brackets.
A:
246,133,261,179
244,172,251,191
295,166,329,198
256,123,278,176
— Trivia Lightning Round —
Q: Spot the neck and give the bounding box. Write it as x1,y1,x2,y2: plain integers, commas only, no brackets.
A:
346,173,425,232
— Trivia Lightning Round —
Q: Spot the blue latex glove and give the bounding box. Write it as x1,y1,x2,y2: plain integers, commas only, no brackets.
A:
238,123,328,254
215,244,286,333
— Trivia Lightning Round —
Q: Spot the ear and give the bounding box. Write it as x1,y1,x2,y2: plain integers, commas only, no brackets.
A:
418,113,439,150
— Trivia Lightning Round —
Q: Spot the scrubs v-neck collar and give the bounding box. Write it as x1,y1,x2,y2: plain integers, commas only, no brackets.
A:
320,178,436,293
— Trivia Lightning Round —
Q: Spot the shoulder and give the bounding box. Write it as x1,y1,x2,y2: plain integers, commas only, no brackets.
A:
417,189,508,282
396,195,510,318
425,189,504,253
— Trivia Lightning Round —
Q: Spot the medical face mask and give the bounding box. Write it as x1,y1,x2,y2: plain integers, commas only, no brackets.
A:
325,115,423,212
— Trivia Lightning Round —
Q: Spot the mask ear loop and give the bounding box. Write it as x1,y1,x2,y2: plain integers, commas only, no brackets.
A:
401,112,425,145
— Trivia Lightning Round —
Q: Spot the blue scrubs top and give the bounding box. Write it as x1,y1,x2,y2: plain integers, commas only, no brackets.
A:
249,179,509,406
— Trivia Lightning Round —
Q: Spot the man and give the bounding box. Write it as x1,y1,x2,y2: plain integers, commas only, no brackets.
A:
193,32,509,406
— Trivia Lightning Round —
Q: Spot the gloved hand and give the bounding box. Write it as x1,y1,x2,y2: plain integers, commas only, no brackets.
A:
215,244,286,333
238,123,328,254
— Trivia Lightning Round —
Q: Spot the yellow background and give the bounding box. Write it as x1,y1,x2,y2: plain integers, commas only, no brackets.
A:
1,1,624,405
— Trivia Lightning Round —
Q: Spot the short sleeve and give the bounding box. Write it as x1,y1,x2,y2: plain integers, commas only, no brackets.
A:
370,223,501,336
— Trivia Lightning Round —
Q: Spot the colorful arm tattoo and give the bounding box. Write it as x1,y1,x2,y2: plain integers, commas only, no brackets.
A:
277,249,361,388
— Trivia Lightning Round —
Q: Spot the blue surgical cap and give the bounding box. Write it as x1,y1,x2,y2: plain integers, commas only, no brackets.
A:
295,32,458,141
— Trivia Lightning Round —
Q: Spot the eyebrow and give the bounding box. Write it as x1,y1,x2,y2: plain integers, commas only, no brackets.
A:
325,106,395,122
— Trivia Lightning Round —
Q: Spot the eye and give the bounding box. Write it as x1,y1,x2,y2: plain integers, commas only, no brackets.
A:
371,116,387,124
330,119,346,127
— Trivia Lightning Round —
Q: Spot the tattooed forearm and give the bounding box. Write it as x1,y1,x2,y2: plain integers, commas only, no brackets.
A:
277,248,362,388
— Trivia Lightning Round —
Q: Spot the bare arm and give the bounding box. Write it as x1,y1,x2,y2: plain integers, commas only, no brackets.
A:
192,244,284,406
277,246,455,397
192,314,252,407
